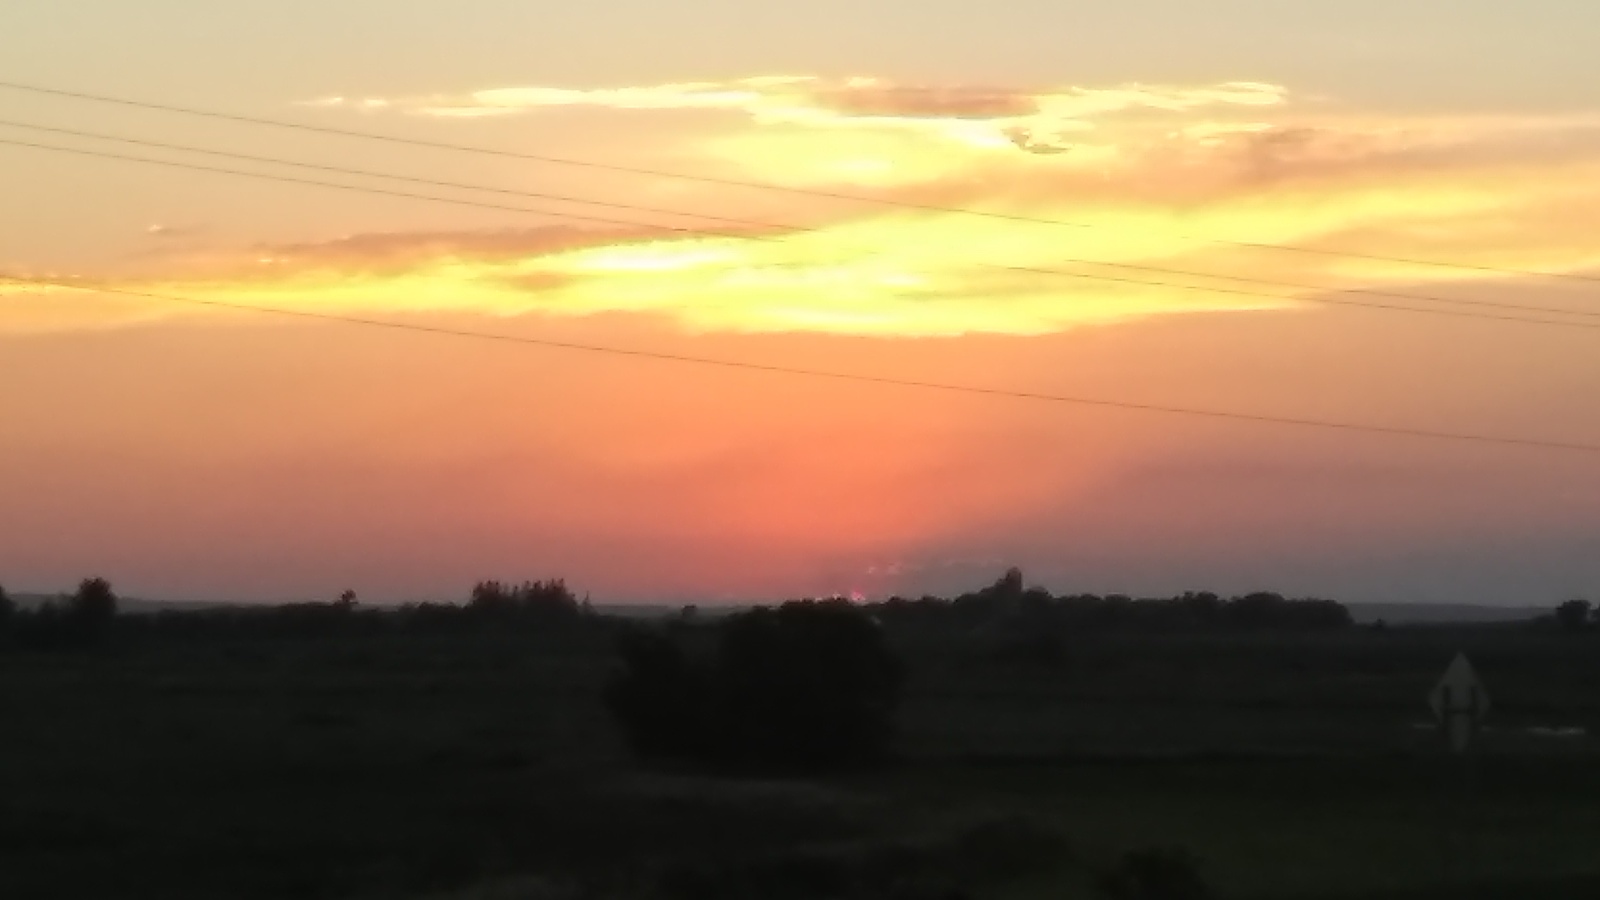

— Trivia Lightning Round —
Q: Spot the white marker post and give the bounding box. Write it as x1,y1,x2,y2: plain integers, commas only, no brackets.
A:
1429,652,1490,753
1427,652,1489,887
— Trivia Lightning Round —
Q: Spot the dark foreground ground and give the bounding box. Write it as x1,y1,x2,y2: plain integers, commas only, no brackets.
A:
2,623,1598,899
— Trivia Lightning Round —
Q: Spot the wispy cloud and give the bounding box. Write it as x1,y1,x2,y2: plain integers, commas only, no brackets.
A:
303,75,1289,154
145,223,209,240
9,76,1599,337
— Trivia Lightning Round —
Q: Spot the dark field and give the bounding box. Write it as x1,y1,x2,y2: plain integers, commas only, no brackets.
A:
3,623,1599,899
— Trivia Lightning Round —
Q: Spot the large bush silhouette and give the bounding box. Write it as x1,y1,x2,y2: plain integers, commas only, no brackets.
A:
717,601,906,768
603,628,715,760
605,599,905,771
1555,599,1592,633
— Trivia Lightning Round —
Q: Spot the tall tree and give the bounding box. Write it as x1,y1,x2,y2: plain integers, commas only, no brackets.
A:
68,577,118,641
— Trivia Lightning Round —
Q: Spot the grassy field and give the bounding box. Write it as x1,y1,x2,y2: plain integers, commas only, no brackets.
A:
1,623,1597,899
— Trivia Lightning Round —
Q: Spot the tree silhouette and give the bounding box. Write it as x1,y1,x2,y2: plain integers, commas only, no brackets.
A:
869,571,1354,636
468,579,579,622
603,628,714,760
69,577,118,640
994,567,1025,602
0,584,13,632
11,578,121,649
1225,592,1287,629
606,599,906,772
1555,599,1592,633
1181,592,1223,627
716,600,905,769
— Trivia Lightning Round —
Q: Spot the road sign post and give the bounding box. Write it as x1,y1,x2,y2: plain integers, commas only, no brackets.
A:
1429,652,1490,754
1427,652,1489,888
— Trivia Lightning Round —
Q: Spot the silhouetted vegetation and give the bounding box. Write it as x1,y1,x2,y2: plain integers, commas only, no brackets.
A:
467,578,586,620
861,571,1354,644
603,628,716,760
71,576,118,625
5,569,1600,898
0,569,1356,655
8,577,120,649
3,579,597,645
1555,598,1594,633
605,599,906,772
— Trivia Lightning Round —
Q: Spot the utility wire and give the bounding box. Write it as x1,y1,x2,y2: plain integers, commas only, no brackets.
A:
0,120,798,233
4,135,1600,334
5,118,1600,326
5,272,1599,456
3,78,1597,286
0,136,733,232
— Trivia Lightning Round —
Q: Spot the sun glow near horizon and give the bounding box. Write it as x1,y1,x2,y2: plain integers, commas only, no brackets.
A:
5,1,1600,606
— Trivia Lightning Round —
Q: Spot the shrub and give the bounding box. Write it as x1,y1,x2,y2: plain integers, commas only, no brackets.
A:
714,600,905,770
603,629,715,761
1556,599,1592,633
605,600,905,772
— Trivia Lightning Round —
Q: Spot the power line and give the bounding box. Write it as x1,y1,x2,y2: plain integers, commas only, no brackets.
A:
0,135,733,233
5,134,1600,334
0,119,801,233
4,272,1599,457
3,78,1597,287
6,118,1600,327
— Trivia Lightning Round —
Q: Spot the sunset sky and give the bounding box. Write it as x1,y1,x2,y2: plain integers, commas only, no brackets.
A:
3,1,1600,605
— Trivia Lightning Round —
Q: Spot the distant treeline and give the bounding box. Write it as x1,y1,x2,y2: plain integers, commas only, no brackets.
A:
857,569,1355,634
0,577,120,649
8,569,1593,652
0,578,594,648
1555,598,1600,633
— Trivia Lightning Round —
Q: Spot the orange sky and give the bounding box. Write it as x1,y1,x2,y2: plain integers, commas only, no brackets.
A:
4,35,1600,603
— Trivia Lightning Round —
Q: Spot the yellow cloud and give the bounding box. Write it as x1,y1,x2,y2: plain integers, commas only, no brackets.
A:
307,75,1289,155
9,77,1600,338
